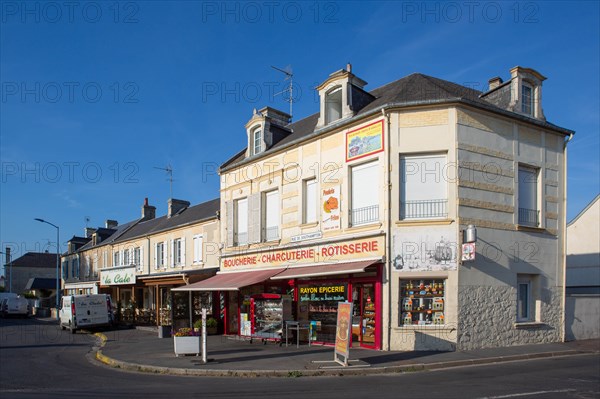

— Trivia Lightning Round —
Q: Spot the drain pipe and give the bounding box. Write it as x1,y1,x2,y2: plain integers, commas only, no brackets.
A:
561,132,574,341
382,108,393,351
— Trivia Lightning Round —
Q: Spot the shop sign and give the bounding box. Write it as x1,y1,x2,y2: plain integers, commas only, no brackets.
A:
100,267,136,286
222,235,385,269
299,284,347,302
346,120,384,162
322,186,340,231
334,302,353,366
461,243,476,262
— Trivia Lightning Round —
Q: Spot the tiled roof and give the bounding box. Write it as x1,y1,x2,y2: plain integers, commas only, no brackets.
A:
6,252,58,268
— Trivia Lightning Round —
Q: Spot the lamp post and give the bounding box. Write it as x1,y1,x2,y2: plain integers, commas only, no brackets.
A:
0,249,11,293
34,218,60,319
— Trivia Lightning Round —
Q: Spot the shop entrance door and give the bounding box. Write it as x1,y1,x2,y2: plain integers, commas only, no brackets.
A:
352,284,377,348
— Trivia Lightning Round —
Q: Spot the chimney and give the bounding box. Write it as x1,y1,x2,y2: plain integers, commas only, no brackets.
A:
346,62,352,73
105,220,118,229
488,76,503,90
84,227,96,238
141,197,156,221
168,198,190,218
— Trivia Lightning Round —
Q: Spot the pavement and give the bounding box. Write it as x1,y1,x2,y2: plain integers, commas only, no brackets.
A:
77,321,600,377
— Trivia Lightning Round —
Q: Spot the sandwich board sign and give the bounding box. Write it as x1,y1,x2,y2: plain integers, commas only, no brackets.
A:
334,301,353,367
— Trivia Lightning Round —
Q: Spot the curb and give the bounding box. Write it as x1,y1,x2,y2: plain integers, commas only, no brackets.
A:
91,333,594,378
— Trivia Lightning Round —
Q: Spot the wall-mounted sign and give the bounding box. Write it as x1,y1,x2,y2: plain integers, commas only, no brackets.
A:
346,120,384,162
100,267,136,286
299,284,347,302
222,235,385,270
291,231,323,243
461,243,476,262
392,226,457,272
322,186,340,231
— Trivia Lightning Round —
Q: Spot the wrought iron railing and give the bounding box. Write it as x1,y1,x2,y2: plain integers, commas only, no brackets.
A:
518,207,540,227
349,205,379,226
400,199,448,219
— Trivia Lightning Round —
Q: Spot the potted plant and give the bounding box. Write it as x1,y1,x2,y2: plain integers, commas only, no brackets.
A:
158,321,172,338
194,317,218,335
173,327,200,356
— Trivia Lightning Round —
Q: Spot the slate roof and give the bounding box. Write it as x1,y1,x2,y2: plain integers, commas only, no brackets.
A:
111,198,220,244
6,252,58,268
220,72,574,171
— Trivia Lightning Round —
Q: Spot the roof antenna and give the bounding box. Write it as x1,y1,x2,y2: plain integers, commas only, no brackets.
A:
271,65,294,122
84,216,90,228
154,164,174,199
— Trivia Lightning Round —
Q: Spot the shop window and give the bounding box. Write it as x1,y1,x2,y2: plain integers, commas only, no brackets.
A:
193,234,203,264
325,86,343,124
400,279,445,326
263,190,280,241
400,154,448,219
235,198,249,245
303,178,317,224
350,160,379,226
298,283,348,344
518,165,540,227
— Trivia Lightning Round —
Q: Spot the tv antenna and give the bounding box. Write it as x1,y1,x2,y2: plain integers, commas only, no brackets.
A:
271,65,294,122
154,164,174,199
84,216,90,228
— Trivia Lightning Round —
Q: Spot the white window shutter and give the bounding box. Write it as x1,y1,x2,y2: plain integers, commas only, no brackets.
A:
140,245,144,272
165,241,170,269
198,236,203,263
181,237,186,267
226,201,234,247
248,193,261,243
154,243,158,270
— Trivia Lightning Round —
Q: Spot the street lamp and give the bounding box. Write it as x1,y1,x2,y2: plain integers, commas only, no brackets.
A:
0,249,11,293
34,218,60,319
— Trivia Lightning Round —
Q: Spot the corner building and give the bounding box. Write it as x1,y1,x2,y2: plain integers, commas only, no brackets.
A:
211,65,572,351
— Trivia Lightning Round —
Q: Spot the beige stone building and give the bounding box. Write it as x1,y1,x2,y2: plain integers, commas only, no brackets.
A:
184,64,572,351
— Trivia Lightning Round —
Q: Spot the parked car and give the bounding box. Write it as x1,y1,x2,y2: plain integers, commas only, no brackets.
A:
2,296,30,317
59,294,114,334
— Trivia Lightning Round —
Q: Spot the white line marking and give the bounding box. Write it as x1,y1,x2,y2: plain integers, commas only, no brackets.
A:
477,389,576,398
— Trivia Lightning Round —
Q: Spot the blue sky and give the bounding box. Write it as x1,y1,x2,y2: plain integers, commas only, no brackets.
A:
1,1,599,267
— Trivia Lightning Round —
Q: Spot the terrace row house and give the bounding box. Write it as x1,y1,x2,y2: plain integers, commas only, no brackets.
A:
178,64,573,351
62,198,220,329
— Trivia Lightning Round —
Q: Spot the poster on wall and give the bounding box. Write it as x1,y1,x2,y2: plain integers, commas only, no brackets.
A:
322,186,341,231
346,120,384,162
392,226,458,271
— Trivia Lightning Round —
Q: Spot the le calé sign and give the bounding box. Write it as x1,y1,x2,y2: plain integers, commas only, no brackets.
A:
101,267,136,286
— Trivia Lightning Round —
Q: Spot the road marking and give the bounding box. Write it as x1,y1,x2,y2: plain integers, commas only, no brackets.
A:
477,389,576,398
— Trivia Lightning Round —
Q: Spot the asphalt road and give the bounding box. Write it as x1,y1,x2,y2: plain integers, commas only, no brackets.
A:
1,318,598,399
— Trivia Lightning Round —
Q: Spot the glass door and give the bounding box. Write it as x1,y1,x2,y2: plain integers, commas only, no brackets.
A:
352,284,376,348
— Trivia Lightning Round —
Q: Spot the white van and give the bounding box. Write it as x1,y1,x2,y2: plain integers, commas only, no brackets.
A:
59,294,114,333
1,296,29,317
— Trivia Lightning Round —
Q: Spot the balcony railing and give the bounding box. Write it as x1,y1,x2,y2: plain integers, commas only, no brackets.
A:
349,205,379,226
400,199,448,219
518,207,540,227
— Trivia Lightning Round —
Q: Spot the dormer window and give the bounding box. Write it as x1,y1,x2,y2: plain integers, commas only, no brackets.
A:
521,83,533,115
252,127,263,155
325,86,343,124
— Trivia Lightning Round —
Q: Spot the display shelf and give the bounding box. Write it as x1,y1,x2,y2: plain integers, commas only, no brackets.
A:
400,278,445,326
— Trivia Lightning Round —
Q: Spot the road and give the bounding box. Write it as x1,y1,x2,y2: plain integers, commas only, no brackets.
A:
1,317,598,399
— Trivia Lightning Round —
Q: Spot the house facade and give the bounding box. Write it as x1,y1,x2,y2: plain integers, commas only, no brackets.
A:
206,64,571,351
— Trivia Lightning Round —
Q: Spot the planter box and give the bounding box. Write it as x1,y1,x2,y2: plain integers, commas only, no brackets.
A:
158,325,172,339
174,336,201,356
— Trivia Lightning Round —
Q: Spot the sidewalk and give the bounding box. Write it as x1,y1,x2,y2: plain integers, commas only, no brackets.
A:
92,326,600,377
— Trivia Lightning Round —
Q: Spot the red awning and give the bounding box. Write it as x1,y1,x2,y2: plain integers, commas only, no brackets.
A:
270,259,380,280
171,268,286,291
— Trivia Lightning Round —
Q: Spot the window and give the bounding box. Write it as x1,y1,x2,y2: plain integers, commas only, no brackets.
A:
74,257,80,279
123,249,130,266
400,154,448,219
263,190,280,241
193,235,203,264
350,160,379,226
517,279,531,322
325,86,342,124
252,128,263,155
174,238,182,266
303,178,317,224
113,251,120,267
400,279,445,326
518,165,540,226
62,260,69,279
156,242,165,269
235,198,248,245
521,84,533,115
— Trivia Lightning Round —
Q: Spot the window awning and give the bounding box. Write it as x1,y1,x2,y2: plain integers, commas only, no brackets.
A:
270,259,380,280
171,268,286,292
